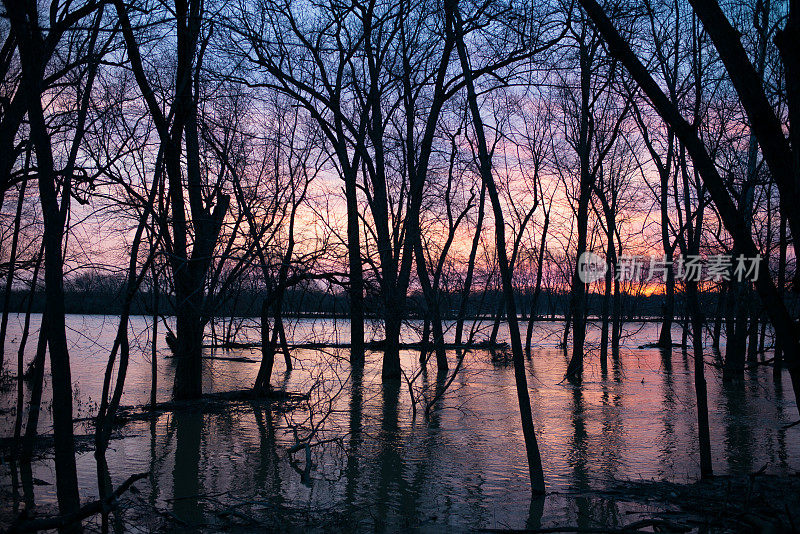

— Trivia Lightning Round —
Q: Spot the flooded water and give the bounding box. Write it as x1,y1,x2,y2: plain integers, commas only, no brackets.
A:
1,314,797,531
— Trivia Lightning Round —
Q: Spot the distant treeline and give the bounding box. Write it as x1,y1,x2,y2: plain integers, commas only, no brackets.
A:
2,282,731,321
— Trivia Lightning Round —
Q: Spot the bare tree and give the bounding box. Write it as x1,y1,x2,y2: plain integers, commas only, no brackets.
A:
114,0,231,399
5,0,107,521
577,0,800,418
446,0,546,495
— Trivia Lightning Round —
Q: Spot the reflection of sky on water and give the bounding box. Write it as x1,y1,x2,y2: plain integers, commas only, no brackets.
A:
0,314,797,530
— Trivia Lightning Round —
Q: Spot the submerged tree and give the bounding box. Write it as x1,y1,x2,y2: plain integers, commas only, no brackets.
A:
114,0,231,399
577,0,800,413
446,0,547,495
5,0,111,522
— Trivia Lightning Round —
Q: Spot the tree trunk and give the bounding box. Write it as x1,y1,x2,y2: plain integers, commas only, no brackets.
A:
254,299,276,391
414,238,447,370
9,0,82,515
455,182,486,347
712,284,724,351
658,262,675,348
344,170,365,364
420,317,431,363
774,209,787,376
449,0,545,493
687,279,714,478
172,291,205,399
747,312,760,363
150,270,159,408
600,226,613,369
724,282,749,380
0,177,26,371
526,211,550,354
489,299,504,346
22,322,47,462
561,309,572,351
382,298,403,380
13,242,43,454
658,155,675,348
566,38,592,381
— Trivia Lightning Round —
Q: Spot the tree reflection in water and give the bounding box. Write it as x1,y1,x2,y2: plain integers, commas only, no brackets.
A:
1,319,799,531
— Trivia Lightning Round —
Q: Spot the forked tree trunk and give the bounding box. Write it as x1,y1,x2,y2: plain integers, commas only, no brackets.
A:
8,0,82,518
455,183,486,347
115,0,230,401
525,211,550,354
415,239,448,371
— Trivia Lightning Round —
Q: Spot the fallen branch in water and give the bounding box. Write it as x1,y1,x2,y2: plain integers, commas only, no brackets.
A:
638,342,687,349
200,340,511,351
477,518,691,533
148,388,309,408
68,389,309,432
202,355,261,363
137,388,307,414
7,472,148,533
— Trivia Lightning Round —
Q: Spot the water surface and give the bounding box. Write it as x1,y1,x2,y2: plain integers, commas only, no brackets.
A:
1,314,797,530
